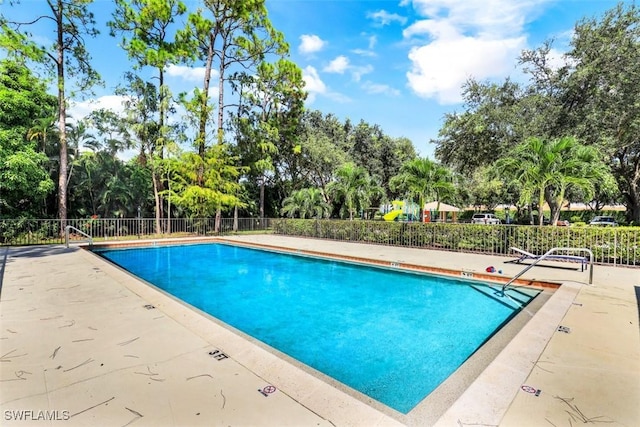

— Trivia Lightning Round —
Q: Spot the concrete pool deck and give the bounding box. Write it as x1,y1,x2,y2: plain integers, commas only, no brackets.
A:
0,235,638,426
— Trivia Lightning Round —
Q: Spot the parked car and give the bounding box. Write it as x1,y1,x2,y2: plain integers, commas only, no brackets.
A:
556,220,570,227
471,213,501,224
589,216,618,226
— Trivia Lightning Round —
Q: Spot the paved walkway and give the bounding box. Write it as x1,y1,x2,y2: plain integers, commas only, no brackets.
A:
1,235,638,426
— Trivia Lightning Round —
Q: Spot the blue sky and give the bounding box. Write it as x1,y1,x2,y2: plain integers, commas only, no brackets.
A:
3,0,627,158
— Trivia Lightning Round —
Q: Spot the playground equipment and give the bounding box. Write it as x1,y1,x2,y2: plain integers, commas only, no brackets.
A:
380,201,461,223
383,209,403,221
381,200,420,222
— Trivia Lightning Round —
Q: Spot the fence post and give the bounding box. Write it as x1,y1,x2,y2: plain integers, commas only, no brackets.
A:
501,226,506,254
614,230,617,267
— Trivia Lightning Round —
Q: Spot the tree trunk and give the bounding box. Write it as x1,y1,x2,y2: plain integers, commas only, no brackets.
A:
197,34,214,184
167,174,171,234
157,68,166,231
260,176,265,220
233,204,238,232
215,209,221,232
627,155,640,224
529,203,535,225
56,1,68,229
627,178,640,224
545,187,562,225
217,47,226,145
213,50,227,232
537,190,546,226
151,167,161,235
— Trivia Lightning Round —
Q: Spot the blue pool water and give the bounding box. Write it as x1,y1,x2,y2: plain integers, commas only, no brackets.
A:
97,243,538,413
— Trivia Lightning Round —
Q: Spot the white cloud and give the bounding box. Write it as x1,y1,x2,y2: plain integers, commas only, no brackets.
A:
407,35,524,103
351,48,376,57
367,10,407,26
546,47,571,70
326,92,352,103
67,95,132,158
165,64,209,82
362,81,400,97
301,66,351,104
350,35,377,57
299,34,326,55
404,0,549,104
323,56,373,82
351,64,374,82
69,95,128,120
403,19,460,40
410,0,548,36
324,56,350,74
368,35,377,50
302,66,326,103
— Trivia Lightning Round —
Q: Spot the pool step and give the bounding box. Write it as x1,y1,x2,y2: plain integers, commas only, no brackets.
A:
506,285,540,301
468,284,534,310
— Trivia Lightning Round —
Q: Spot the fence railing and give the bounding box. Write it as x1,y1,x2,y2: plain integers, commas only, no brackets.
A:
0,217,273,246
272,219,640,267
2,217,638,267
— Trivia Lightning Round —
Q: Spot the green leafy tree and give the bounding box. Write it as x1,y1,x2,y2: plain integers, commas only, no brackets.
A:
116,73,162,230
496,136,612,225
468,166,505,211
0,59,57,218
187,0,287,151
167,144,245,218
186,0,289,229
327,163,381,220
238,59,306,219
433,4,639,223
1,0,102,224
85,108,133,155
563,3,640,223
433,79,527,175
348,121,417,192
27,116,58,154
278,110,352,202
65,120,96,189
69,150,153,218
281,188,330,219
109,0,193,230
378,136,417,196
296,124,347,196
390,158,455,219
280,110,416,207
26,116,59,186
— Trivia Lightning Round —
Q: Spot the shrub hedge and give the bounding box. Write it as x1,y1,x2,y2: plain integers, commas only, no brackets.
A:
272,219,639,266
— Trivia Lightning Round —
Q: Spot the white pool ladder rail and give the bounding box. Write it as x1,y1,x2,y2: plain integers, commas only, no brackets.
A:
65,225,93,248
501,247,593,295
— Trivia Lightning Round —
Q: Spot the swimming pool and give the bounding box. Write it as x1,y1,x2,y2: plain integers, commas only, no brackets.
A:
97,243,540,414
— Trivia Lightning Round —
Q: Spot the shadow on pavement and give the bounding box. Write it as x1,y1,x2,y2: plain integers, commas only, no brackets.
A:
0,246,82,296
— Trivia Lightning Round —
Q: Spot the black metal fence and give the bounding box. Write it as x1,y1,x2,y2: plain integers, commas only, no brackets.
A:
272,219,640,267
3,217,638,267
0,217,273,246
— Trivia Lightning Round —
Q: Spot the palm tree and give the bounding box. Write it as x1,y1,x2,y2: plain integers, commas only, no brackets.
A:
303,188,331,219
65,120,98,188
27,116,58,154
390,158,455,220
327,163,380,220
281,188,330,219
281,190,306,218
496,136,612,225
